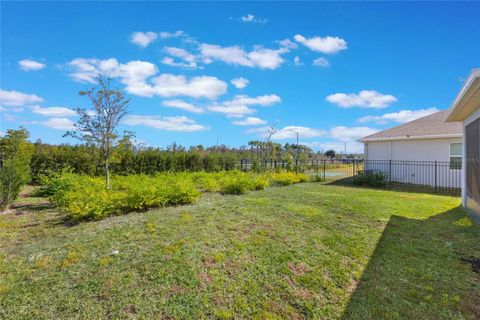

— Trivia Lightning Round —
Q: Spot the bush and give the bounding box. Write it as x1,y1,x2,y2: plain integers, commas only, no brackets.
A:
310,174,325,182
251,175,269,190
0,162,25,209
191,172,221,192
45,170,309,221
0,128,33,209
269,171,309,186
352,171,388,188
48,173,200,221
220,174,253,195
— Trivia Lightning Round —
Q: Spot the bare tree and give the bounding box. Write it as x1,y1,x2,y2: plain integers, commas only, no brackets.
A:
264,121,278,168
65,76,129,188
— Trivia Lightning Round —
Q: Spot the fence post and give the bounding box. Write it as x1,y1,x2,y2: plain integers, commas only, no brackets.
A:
389,160,392,184
434,160,437,193
323,159,326,180
353,160,356,179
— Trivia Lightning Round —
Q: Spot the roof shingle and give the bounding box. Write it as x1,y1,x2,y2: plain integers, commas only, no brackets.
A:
359,110,462,142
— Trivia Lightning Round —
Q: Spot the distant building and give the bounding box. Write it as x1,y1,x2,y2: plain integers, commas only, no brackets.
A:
358,110,462,188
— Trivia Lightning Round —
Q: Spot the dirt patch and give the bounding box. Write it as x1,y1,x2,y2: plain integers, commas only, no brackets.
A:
199,272,212,285
122,304,138,316
293,288,314,300
460,256,480,274
167,286,188,297
347,279,359,293
460,291,480,318
288,262,311,276
201,256,216,268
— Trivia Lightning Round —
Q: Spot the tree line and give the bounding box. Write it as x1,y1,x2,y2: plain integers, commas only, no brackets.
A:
0,76,356,208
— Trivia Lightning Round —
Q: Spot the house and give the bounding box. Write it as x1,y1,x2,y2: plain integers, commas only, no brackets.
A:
358,110,463,189
445,69,480,219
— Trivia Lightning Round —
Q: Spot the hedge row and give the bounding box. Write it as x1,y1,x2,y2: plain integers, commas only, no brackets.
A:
39,171,309,221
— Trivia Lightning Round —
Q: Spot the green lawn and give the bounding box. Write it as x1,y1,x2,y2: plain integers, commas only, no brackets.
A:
1,183,479,319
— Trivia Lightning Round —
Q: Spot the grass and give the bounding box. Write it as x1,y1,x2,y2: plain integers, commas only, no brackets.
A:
1,183,479,319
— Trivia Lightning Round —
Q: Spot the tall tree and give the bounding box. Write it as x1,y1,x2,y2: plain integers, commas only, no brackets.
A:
66,76,129,188
325,149,336,159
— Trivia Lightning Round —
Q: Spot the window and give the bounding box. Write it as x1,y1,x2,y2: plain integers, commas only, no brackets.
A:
450,143,462,170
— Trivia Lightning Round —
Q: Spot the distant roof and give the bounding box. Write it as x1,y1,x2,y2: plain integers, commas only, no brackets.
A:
359,110,462,142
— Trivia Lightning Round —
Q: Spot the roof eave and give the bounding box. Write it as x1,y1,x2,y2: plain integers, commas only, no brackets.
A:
445,68,480,122
358,133,462,143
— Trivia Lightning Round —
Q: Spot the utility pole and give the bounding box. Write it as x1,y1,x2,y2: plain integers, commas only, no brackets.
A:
216,136,221,153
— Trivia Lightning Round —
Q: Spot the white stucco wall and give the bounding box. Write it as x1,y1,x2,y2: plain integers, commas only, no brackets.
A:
365,138,462,162
364,138,462,188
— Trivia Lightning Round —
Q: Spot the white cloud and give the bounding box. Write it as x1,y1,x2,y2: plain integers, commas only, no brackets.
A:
67,58,158,94
120,61,160,97
159,30,184,39
0,89,44,107
307,141,365,154
40,118,75,130
232,117,267,126
272,126,326,139
294,56,303,66
162,99,204,114
294,34,347,54
19,59,46,71
330,126,379,142
2,114,18,122
162,47,198,69
131,31,158,47
123,115,207,132
67,58,227,99
326,90,398,108
151,74,227,99
239,14,267,24
313,57,330,67
248,125,326,140
278,39,298,50
199,43,286,70
208,94,281,118
231,77,249,89
358,108,439,124
229,94,281,106
30,105,77,117
208,104,255,118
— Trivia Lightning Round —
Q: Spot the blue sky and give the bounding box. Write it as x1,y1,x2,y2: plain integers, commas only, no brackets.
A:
1,2,479,152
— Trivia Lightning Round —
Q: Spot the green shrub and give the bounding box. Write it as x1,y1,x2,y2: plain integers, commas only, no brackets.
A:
352,171,388,188
251,175,269,190
0,162,25,209
192,172,221,192
269,172,308,186
0,128,33,209
310,174,325,182
220,175,252,195
48,173,200,221
45,170,309,221
34,168,75,197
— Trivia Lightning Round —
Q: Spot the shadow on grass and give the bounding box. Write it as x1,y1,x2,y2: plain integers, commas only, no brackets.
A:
325,177,461,197
341,207,480,319
11,202,54,213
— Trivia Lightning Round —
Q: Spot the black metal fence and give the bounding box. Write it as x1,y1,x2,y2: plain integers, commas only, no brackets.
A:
237,159,462,195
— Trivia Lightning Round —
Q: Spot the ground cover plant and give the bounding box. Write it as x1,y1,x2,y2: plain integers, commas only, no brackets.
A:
39,171,309,221
352,171,388,188
1,184,478,319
